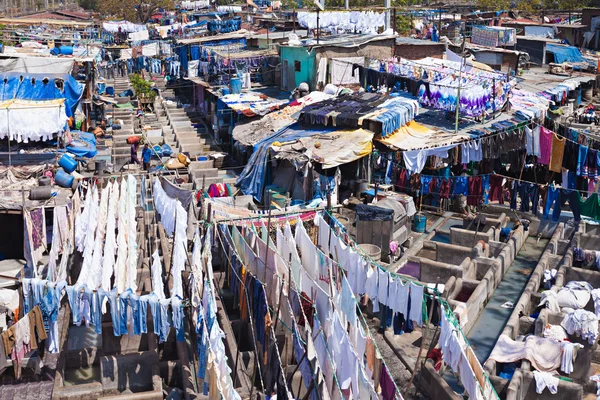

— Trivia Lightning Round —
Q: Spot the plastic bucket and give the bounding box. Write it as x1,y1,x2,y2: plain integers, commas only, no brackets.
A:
106,86,114,96
413,213,427,233
230,78,242,94
221,87,230,96
58,154,77,173
358,243,382,261
55,169,74,188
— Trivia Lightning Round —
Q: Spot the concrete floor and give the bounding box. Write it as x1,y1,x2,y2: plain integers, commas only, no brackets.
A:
466,236,549,363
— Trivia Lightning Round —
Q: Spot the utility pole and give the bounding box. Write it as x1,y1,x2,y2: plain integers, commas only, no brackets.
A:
454,38,466,134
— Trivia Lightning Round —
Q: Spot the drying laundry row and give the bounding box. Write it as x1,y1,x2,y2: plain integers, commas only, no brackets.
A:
22,278,185,342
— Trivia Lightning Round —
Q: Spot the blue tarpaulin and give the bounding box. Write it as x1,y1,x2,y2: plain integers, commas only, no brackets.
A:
546,44,586,64
0,73,84,117
66,131,97,158
236,123,339,202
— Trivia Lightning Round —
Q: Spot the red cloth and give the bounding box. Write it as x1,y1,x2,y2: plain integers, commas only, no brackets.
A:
467,176,483,206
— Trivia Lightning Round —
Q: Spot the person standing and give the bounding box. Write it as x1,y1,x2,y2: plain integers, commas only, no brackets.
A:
130,142,142,166
142,144,152,170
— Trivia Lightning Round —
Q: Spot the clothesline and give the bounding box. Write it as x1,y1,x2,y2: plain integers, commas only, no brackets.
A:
215,224,337,399
218,220,402,399
386,157,600,197
323,209,500,400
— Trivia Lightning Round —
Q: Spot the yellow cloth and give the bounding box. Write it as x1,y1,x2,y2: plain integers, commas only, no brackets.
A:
376,121,469,150
549,133,565,173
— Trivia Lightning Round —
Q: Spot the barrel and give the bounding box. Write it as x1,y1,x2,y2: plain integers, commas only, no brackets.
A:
55,169,74,188
95,159,107,176
29,187,53,201
38,177,51,186
582,88,593,102
413,213,427,233
358,244,382,262
58,154,77,173
230,78,242,94
59,46,73,55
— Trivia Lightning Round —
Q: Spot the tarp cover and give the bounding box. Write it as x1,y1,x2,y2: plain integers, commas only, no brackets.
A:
355,204,394,221
67,131,97,158
238,123,362,201
0,57,74,74
271,127,373,169
546,44,586,64
376,121,469,151
0,73,84,117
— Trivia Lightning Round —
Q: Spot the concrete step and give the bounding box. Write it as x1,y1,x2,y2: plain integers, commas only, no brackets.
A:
190,168,219,179
177,137,206,146
188,160,215,170
180,143,210,154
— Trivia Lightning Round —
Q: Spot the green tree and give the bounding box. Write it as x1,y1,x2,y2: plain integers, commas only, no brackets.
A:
79,0,99,10
99,0,173,23
130,74,156,101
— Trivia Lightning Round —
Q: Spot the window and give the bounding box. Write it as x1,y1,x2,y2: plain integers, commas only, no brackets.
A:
294,61,301,72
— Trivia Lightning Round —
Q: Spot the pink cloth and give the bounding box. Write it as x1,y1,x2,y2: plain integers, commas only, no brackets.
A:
589,178,597,195
539,127,552,165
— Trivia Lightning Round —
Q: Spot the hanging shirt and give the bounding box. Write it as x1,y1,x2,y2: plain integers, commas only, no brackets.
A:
377,269,389,307
549,134,566,173
409,282,424,326
539,127,552,165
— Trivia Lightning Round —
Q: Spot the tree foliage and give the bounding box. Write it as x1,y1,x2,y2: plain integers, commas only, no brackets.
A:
99,0,174,23
130,74,156,101
78,0,99,10
475,0,590,12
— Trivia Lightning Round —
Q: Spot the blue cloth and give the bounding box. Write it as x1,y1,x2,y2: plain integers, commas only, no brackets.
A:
544,185,560,220
172,296,185,342
65,284,81,325
190,45,200,61
90,289,103,335
553,189,581,222
453,176,468,196
128,292,141,336
421,176,432,195
138,295,149,335
159,298,171,343
578,145,589,176
119,289,134,336
196,310,208,380
107,288,121,336
482,175,490,204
